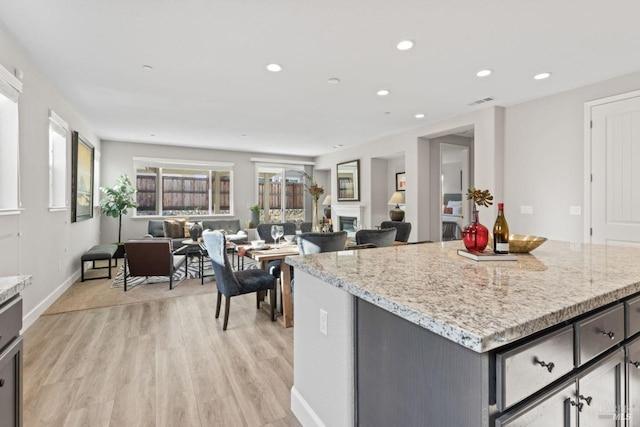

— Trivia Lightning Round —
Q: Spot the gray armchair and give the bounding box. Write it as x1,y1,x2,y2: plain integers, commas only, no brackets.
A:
355,228,396,248
380,221,412,243
202,230,276,331
297,231,348,255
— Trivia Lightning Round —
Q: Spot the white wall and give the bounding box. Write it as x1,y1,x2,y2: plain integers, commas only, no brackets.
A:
504,71,640,242
0,24,101,327
315,107,504,241
99,140,315,242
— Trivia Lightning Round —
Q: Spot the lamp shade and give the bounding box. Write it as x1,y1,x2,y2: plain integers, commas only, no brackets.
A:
388,192,405,206
322,195,332,206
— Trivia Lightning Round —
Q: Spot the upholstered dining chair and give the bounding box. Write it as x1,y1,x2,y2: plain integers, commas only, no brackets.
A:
256,222,298,278
300,222,313,233
380,221,412,243
297,231,348,255
202,230,276,331
355,228,397,248
123,238,187,291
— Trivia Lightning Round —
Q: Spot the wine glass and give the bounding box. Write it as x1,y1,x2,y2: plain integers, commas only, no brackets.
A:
271,225,279,246
275,225,284,246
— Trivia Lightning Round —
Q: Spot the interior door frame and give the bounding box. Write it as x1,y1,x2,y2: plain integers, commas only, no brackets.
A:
584,89,640,244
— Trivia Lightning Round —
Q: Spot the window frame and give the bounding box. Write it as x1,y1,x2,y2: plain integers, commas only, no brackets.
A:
132,157,235,218
48,110,68,211
0,64,23,215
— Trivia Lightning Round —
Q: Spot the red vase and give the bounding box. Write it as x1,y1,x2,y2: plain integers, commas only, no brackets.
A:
462,210,489,252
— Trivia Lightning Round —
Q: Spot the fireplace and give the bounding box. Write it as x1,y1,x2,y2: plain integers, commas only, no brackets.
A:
332,205,364,237
339,216,357,233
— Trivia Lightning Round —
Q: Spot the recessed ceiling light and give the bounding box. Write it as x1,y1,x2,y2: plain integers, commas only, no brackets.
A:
332,144,343,149
534,72,552,80
377,89,390,96
327,77,341,84
142,65,153,71
415,113,425,119
150,134,155,137
266,63,283,72
396,40,415,51
476,69,492,77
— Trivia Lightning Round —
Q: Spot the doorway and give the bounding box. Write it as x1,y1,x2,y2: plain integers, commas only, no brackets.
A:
429,130,474,241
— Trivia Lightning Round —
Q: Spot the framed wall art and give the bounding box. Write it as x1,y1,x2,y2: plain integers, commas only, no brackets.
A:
396,172,406,191
337,159,360,201
71,131,94,222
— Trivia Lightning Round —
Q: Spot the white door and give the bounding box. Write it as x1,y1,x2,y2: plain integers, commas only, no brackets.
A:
591,94,640,245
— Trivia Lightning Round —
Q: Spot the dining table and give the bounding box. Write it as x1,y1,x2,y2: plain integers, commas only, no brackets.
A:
239,242,299,328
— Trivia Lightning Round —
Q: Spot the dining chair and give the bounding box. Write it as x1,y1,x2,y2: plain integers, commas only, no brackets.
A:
123,238,187,291
355,228,397,248
300,222,313,233
380,221,412,243
297,231,348,255
202,230,276,331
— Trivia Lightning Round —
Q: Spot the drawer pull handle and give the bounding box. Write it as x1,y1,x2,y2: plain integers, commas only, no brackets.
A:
601,330,615,339
579,395,593,406
0,378,4,387
630,360,640,369
570,400,584,412
534,358,555,373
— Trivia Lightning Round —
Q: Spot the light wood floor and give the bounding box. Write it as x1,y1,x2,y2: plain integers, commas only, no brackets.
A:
23,288,300,426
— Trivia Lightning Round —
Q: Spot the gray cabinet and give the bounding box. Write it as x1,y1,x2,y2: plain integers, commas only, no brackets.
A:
496,349,624,427
626,337,640,424
0,296,22,427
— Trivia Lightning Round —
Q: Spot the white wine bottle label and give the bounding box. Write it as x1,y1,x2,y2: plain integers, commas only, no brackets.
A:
495,243,509,252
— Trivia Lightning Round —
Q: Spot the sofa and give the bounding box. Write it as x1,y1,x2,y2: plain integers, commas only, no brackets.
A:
147,219,246,247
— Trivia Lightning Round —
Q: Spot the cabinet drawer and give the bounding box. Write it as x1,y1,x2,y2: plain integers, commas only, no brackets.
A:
0,297,22,353
496,325,574,411
626,295,640,338
575,303,623,366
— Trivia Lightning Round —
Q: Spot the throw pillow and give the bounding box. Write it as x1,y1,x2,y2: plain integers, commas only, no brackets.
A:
163,219,185,238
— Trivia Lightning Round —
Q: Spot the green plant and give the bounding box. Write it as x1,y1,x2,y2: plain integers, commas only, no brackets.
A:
100,174,138,244
249,204,260,213
466,188,493,210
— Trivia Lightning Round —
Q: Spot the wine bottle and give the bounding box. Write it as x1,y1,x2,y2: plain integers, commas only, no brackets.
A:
493,203,509,254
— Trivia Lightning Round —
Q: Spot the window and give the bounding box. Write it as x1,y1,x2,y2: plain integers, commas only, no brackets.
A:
0,65,22,213
256,164,305,223
133,158,234,216
48,110,68,210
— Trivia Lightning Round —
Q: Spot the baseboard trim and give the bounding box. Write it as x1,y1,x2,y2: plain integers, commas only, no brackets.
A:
22,268,81,331
291,386,326,427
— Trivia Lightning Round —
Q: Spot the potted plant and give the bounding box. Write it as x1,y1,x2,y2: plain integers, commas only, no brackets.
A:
100,174,138,257
462,188,493,252
248,204,261,228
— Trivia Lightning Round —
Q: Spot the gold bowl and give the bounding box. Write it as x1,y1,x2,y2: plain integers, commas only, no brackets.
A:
508,234,547,253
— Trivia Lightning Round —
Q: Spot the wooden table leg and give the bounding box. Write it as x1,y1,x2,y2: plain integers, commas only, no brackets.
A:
280,261,293,328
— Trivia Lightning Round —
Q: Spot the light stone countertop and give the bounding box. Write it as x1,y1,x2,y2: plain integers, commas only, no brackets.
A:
286,241,640,353
0,275,32,305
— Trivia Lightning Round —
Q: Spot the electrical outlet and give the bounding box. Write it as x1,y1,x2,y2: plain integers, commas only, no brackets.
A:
320,309,328,336
569,206,582,216
520,205,533,215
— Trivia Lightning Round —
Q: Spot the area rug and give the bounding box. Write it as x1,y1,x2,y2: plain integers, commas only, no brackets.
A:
110,260,207,289
43,256,260,315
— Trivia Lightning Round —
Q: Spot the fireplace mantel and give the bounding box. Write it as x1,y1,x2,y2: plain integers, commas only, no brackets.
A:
333,205,364,234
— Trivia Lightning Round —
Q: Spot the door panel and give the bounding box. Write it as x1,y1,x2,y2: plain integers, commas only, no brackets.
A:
591,95,640,244
577,349,624,427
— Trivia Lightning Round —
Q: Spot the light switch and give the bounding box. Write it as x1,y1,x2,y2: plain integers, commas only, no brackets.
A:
569,206,582,216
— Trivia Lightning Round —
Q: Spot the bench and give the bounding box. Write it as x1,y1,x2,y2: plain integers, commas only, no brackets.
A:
81,244,118,282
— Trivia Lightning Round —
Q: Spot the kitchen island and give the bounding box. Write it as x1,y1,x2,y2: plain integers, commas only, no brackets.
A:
286,241,640,426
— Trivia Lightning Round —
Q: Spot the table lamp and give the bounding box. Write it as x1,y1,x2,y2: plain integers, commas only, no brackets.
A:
322,195,332,218
388,192,405,221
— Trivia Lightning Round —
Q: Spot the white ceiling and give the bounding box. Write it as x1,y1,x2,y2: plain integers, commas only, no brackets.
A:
1,0,639,157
